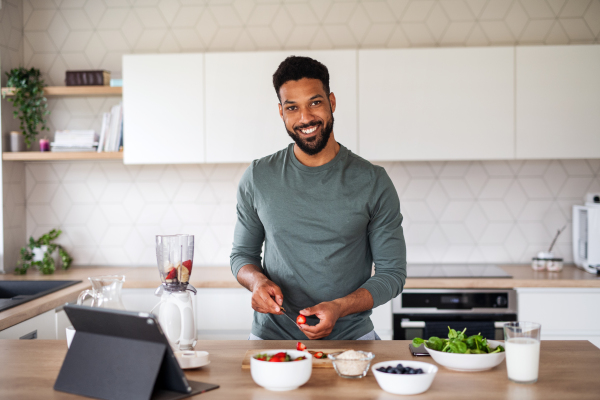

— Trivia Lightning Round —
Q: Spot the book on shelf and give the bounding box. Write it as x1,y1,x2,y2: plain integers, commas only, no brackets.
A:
65,70,111,86
52,130,98,152
104,103,123,152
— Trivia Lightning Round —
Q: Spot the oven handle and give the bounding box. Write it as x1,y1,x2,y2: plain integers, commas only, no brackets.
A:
400,321,512,329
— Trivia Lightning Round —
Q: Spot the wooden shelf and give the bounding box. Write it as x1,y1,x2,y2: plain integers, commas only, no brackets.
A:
1,86,122,96
2,152,123,161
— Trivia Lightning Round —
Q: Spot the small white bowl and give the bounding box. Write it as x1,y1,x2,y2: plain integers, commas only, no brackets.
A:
174,350,210,369
425,340,505,372
250,350,312,391
372,360,438,395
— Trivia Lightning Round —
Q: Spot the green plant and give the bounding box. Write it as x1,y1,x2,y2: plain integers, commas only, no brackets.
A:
16,229,72,275
2,67,50,148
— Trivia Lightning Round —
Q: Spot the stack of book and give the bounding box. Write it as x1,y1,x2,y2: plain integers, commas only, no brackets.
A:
98,103,123,152
51,130,99,152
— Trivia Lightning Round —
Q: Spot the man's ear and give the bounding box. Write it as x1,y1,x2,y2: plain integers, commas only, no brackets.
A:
278,103,283,119
329,92,336,113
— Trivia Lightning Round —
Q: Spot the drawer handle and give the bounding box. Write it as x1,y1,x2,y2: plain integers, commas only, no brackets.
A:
19,330,37,340
401,321,425,328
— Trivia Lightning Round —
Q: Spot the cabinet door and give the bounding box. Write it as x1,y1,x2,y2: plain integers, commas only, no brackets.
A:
196,288,253,339
123,53,205,164
516,45,600,159
0,310,56,339
359,47,515,161
121,288,161,313
517,288,600,347
205,50,357,163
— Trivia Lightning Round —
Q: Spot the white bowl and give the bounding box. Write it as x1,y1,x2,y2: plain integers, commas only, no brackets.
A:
425,340,506,372
250,350,312,391
372,360,437,395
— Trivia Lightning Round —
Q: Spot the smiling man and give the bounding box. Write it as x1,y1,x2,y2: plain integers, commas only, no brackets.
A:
230,56,406,340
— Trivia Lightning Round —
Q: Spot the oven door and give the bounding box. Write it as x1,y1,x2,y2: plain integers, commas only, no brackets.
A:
393,313,518,341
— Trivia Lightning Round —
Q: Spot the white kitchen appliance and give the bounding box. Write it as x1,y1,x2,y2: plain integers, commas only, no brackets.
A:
154,234,197,350
572,194,600,275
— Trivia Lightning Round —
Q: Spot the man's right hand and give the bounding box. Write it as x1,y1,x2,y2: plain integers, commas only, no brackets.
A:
237,264,284,315
251,278,284,315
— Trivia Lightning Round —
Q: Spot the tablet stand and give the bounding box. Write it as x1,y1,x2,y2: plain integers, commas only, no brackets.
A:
54,331,217,400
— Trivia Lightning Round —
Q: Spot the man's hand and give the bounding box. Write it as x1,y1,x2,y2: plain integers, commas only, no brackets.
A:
237,264,284,315
251,277,284,315
299,288,374,339
298,301,342,340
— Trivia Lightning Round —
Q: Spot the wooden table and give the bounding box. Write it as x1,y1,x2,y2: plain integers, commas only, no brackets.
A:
1,340,599,399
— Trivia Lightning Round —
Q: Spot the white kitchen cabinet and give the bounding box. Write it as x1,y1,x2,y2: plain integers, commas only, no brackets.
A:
0,309,56,340
123,53,205,164
371,300,392,340
516,45,600,159
205,50,358,163
121,288,162,313
517,288,600,348
196,288,253,340
358,47,515,161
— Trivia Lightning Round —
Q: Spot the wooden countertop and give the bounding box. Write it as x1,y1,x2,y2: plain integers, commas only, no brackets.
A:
0,340,598,399
2,264,599,289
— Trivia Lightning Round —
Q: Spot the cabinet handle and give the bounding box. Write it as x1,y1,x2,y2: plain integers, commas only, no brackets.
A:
19,330,37,340
401,321,426,328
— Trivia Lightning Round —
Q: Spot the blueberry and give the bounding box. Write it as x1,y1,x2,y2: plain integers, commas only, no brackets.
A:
396,363,403,369
377,367,386,372
416,368,423,374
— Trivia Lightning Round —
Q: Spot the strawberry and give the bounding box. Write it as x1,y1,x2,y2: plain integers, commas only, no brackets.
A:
296,315,306,325
314,351,324,359
297,341,307,351
165,268,177,280
273,352,287,359
269,356,282,362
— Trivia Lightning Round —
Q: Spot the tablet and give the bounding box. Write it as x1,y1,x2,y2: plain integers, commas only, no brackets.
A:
56,304,218,400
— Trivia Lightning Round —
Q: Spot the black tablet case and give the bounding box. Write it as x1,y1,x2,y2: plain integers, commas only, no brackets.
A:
55,305,218,400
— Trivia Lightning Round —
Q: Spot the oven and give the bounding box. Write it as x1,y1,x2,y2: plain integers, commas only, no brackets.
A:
393,289,518,341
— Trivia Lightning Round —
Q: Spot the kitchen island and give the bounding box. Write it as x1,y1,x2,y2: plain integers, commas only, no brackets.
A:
1,339,598,399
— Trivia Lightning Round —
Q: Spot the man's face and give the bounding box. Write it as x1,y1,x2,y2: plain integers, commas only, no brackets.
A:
278,78,336,156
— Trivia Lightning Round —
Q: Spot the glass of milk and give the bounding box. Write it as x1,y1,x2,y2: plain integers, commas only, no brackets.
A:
504,322,542,384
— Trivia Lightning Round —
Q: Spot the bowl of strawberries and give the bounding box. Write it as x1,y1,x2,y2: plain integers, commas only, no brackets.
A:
250,350,313,391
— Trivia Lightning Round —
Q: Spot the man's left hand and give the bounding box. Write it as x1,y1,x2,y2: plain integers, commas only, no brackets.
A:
298,301,342,340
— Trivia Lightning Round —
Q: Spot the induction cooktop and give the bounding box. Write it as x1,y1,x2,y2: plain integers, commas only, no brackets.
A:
407,264,512,278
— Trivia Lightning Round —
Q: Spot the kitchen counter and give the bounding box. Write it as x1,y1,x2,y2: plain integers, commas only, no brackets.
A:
2,264,598,289
0,339,598,399
1,264,597,331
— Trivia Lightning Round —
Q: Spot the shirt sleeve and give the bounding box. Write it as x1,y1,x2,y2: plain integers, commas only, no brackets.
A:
230,163,266,280
359,168,407,308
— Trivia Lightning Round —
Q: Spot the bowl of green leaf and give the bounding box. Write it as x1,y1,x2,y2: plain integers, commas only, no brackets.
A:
413,327,505,372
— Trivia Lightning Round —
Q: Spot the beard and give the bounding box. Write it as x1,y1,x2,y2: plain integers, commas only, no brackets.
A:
286,115,334,156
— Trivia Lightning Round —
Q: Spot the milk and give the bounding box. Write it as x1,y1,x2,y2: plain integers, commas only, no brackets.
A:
505,338,540,383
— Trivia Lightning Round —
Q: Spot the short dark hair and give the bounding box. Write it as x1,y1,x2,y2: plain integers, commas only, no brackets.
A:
272,56,330,102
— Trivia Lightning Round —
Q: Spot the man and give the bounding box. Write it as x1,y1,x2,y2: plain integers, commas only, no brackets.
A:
230,56,406,340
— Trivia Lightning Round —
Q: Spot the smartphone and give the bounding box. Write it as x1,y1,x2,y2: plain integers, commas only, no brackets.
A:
409,343,430,357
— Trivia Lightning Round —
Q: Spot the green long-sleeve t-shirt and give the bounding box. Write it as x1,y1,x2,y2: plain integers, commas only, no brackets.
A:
230,143,407,340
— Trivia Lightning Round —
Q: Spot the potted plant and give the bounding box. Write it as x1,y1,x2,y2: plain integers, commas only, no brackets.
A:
2,67,50,149
16,229,72,275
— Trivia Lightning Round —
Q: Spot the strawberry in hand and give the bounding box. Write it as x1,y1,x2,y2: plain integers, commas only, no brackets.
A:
296,341,307,351
296,315,306,325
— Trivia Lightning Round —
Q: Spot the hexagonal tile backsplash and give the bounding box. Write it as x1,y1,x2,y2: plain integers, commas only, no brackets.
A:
24,159,600,266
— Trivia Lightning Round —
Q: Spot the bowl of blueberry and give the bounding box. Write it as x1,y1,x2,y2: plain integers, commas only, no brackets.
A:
372,360,438,395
